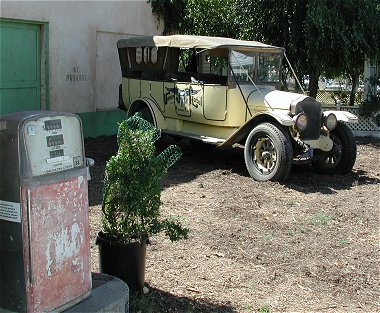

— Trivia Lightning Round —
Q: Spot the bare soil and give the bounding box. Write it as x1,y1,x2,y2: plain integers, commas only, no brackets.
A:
85,135,380,313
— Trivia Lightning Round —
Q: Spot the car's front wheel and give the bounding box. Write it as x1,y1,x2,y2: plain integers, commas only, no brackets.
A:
244,123,293,182
312,122,356,175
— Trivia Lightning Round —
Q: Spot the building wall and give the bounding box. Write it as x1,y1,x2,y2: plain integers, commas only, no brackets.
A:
1,1,162,137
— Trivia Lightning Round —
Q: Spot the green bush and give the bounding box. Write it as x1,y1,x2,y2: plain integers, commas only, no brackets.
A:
101,114,189,243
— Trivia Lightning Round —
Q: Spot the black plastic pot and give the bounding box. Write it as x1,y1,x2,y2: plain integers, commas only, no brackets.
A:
96,231,147,290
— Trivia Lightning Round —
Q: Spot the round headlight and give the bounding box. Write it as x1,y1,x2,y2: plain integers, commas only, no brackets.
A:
324,113,337,131
293,113,308,131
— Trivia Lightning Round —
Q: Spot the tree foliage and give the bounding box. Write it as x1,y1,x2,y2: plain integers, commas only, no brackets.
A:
305,0,380,98
149,0,380,100
148,0,186,35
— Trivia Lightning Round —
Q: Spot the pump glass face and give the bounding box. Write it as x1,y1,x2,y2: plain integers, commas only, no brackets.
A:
230,50,281,85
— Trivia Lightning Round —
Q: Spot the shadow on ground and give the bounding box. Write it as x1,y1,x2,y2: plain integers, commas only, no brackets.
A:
286,165,380,194
85,135,379,205
129,286,236,313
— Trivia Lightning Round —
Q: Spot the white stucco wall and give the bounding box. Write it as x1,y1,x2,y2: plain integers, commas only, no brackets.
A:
1,1,163,113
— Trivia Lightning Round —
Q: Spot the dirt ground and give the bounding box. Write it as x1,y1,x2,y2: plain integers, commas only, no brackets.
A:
85,135,380,313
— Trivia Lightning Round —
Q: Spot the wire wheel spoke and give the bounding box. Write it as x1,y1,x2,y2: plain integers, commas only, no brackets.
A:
253,137,276,174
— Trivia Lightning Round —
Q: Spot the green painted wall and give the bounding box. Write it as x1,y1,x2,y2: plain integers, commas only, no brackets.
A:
78,110,126,138
0,20,41,114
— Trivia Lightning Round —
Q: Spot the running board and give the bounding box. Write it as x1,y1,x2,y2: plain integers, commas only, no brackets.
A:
162,130,225,145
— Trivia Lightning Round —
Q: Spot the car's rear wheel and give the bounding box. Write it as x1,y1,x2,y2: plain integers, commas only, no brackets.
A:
137,107,154,125
312,122,356,175
244,123,293,182
129,104,155,126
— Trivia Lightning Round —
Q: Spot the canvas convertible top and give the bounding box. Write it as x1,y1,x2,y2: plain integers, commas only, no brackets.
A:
117,35,284,53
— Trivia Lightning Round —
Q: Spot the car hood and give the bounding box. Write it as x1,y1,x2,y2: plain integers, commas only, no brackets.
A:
264,90,311,112
242,87,314,113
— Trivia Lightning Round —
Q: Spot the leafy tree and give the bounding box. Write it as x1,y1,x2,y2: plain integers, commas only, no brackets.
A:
305,0,380,101
180,0,239,37
149,0,380,102
148,0,186,35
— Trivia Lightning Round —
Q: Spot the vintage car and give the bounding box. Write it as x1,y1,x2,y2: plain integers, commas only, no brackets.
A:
117,35,358,182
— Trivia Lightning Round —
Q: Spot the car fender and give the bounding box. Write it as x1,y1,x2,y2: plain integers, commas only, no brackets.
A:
265,110,294,127
128,97,165,128
220,111,293,148
324,110,358,123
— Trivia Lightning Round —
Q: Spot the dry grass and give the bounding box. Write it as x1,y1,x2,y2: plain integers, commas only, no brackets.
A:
85,136,380,313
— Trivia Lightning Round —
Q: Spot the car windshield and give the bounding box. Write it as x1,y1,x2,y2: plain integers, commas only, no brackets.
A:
230,50,281,84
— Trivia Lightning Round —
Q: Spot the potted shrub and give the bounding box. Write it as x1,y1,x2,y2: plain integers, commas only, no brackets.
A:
96,114,189,290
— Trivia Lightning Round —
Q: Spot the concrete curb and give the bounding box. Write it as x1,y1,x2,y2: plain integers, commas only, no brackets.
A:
64,273,129,313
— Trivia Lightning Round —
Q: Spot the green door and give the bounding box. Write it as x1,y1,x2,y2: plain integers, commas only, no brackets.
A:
0,21,41,115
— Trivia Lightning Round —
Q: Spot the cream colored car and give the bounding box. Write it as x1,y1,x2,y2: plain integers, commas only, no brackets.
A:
117,35,358,182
